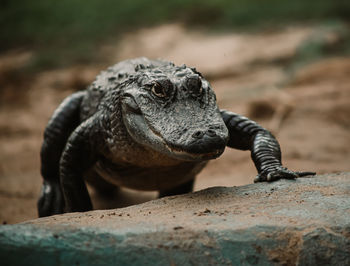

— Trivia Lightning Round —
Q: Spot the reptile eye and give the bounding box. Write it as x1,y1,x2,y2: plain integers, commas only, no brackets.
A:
152,82,166,98
186,75,202,96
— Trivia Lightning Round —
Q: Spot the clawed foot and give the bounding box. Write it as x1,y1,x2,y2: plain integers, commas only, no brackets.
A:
37,180,65,217
254,167,316,183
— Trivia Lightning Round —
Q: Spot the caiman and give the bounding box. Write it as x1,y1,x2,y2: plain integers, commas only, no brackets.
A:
38,57,315,217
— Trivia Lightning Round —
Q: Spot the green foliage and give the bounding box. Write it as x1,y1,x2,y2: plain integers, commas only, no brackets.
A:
1,0,350,70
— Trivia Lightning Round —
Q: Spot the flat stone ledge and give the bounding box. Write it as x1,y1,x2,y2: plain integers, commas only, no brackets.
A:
1,173,349,265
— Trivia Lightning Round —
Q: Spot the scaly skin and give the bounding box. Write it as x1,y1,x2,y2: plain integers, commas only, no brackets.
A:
38,57,315,217
220,111,315,182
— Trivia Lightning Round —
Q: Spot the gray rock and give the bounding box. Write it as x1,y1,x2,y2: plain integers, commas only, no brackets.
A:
1,173,349,265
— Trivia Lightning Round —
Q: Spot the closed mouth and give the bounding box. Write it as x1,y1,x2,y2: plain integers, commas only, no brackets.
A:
122,98,226,161
164,142,225,160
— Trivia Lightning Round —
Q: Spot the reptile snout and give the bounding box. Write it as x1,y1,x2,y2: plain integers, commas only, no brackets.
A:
191,129,216,139
191,123,225,140
186,125,227,155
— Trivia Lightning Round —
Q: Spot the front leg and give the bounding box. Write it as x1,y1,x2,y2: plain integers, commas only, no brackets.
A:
220,110,315,182
59,115,102,212
38,91,85,217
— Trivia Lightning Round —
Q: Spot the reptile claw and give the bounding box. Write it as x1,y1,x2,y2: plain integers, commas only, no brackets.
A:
296,171,316,177
255,167,315,183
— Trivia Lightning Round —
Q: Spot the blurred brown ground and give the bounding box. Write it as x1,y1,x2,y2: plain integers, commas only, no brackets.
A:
0,24,349,224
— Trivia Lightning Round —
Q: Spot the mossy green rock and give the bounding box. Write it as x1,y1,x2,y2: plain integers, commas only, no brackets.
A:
1,173,349,265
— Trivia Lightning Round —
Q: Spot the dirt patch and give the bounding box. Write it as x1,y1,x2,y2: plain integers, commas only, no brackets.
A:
266,230,304,265
0,24,349,224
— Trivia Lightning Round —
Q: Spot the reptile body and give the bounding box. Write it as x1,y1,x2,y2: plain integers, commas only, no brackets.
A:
38,58,314,217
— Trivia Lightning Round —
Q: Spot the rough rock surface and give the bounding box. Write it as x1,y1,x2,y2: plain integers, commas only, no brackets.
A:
1,173,349,265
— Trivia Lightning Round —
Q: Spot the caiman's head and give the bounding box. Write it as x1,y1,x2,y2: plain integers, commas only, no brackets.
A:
120,60,228,161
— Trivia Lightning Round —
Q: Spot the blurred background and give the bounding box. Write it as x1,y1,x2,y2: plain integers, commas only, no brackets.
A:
1,0,350,224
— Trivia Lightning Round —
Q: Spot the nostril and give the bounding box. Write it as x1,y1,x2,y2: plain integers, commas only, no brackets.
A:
192,131,204,139
206,129,216,137
209,125,222,130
